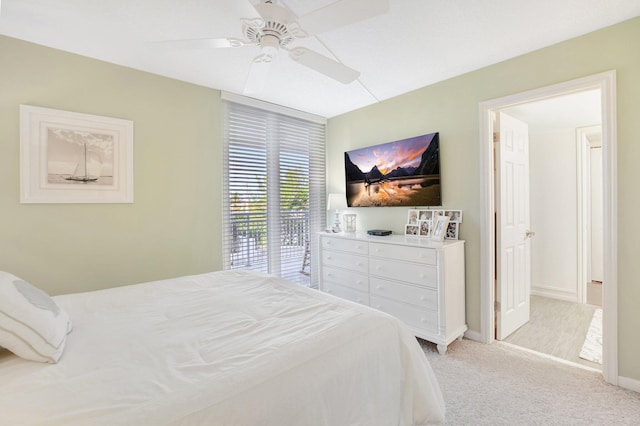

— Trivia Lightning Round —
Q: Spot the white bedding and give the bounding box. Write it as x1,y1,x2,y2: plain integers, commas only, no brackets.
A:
0,270,445,425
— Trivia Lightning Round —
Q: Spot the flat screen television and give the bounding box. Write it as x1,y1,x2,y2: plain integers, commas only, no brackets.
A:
344,132,440,207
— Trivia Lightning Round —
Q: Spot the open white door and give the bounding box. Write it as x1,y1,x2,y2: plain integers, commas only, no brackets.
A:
496,112,532,340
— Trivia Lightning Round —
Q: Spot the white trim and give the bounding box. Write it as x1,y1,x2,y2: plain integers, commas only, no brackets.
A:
618,376,640,394
599,72,618,386
478,103,495,344
576,125,603,305
478,71,618,384
576,127,589,304
531,287,578,303
221,91,327,124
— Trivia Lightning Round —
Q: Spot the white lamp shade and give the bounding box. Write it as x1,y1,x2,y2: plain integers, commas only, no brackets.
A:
327,193,348,211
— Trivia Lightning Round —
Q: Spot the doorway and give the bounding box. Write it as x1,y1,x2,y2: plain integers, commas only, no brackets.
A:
578,125,604,307
502,93,601,306
478,71,618,384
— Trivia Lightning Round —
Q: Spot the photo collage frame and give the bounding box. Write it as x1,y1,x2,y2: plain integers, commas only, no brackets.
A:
405,208,463,240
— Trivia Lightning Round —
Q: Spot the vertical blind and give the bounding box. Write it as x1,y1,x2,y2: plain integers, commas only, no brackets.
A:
222,97,326,288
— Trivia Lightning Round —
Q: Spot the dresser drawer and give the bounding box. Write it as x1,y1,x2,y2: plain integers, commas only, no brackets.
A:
322,251,368,274
323,282,369,306
370,277,437,311
322,266,368,293
370,258,437,287
369,242,436,265
370,295,438,334
322,236,368,255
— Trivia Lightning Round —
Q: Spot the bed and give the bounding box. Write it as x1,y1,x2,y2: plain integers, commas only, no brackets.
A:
0,269,445,425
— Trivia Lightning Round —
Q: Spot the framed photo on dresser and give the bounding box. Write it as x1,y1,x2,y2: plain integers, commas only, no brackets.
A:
405,223,419,236
445,222,459,240
419,220,431,237
431,215,450,241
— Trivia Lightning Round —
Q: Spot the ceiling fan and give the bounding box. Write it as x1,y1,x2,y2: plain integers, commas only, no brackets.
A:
161,0,389,94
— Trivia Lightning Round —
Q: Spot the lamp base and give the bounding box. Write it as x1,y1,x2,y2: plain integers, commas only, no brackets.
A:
332,212,342,233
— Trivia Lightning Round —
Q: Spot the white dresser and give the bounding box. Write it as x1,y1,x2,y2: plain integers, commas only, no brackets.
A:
319,232,466,354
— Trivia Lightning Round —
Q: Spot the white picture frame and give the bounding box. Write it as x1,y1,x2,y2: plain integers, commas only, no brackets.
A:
407,209,419,225
431,215,450,241
431,209,444,221
419,220,431,237
445,222,459,240
418,209,433,221
444,209,463,223
405,223,419,236
20,105,134,204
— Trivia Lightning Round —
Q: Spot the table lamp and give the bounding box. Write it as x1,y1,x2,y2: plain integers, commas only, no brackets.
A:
327,193,348,232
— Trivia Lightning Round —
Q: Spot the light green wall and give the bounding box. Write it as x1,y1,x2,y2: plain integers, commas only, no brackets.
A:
0,36,223,295
327,17,640,381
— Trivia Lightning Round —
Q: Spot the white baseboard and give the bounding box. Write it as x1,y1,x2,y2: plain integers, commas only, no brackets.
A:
531,286,578,303
618,375,640,394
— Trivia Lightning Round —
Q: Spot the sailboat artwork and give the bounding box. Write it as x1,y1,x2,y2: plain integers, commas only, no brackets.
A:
46,127,114,186
20,105,133,203
66,142,99,182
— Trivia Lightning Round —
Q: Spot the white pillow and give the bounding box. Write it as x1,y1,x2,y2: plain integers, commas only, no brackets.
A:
0,271,72,363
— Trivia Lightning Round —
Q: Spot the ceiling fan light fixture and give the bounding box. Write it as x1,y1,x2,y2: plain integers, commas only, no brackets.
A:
242,7,295,48
259,34,279,59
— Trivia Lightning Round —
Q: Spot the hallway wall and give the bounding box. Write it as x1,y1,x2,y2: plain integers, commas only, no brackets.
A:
529,128,579,301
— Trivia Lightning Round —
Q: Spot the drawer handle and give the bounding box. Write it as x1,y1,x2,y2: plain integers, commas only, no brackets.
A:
327,256,333,260
327,273,333,278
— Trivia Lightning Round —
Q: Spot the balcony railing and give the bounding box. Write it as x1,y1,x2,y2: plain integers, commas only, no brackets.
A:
230,210,310,286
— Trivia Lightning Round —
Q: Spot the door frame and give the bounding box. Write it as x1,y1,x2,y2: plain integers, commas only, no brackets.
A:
577,125,603,304
478,71,618,384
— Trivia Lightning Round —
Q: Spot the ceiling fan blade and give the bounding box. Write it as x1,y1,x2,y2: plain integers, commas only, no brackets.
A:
288,47,359,84
244,52,275,94
250,0,295,25
152,37,246,51
297,0,389,35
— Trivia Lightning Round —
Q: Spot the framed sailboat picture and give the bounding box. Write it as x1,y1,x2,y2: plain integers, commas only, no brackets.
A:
20,105,134,203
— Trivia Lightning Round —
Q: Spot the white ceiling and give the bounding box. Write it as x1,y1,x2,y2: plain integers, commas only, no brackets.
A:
0,1,638,118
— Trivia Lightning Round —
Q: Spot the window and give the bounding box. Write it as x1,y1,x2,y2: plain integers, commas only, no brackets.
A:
222,94,326,287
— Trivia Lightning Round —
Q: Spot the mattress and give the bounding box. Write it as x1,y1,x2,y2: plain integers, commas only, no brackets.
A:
0,270,445,425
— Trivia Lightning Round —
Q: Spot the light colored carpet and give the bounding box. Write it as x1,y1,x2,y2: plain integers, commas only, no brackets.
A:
420,338,640,425
502,295,599,369
579,308,603,364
